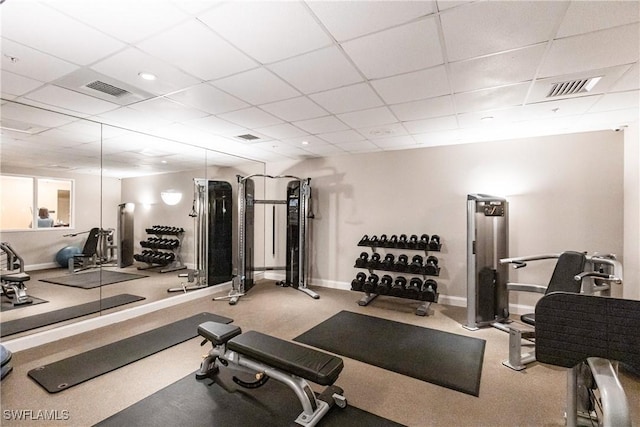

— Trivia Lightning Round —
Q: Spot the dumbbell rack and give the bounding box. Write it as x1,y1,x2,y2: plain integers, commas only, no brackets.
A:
352,234,441,316
135,225,186,273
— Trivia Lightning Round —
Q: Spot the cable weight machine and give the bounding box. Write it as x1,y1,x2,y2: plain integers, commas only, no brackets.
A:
216,174,317,305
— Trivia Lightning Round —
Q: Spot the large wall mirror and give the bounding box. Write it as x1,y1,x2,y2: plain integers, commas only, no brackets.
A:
0,100,265,340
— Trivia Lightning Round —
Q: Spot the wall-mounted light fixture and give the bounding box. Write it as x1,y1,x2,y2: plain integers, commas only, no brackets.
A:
160,189,182,206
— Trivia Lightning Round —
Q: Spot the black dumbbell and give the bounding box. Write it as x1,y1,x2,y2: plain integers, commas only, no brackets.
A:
355,252,369,268
369,235,379,247
379,234,388,247
420,279,438,302
408,234,419,249
418,234,429,250
363,274,379,293
389,235,398,248
376,275,393,295
424,255,439,275
398,234,408,248
368,252,381,269
405,277,422,299
429,235,441,251
390,276,407,297
382,253,395,270
409,254,423,274
395,254,409,272
351,272,367,291
358,235,370,246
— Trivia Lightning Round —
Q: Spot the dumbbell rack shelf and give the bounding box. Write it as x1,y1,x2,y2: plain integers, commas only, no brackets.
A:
135,226,186,273
352,234,441,316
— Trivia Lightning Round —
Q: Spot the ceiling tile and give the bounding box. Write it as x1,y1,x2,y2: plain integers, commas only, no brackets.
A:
308,1,436,42
170,0,221,15
91,48,201,96
198,1,332,63
22,85,120,116
268,46,363,94
1,39,79,82
260,96,328,122
128,97,210,122
1,102,77,128
441,1,567,61
338,140,381,153
299,143,346,156
390,95,455,121
1,71,44,97
254,123,309,140
454,82,531,113
47,0,190,44
556,1,639,38
137,19,257,81
212,68,300,105
217,107,283,129
449,44,547,93
357,122,408,139
337,106,397,129
342,18,443,79
372,135,418,150
371,66,450,104
403,115,458,134
520,96,601,120
317,130,365,144
167,83,248,115
293,116,349,134
310,83,383,114
588,90,640,113
2,1,125,65
610,63,640,92
539,24,640,78
95,107,174,132
182,115,248,137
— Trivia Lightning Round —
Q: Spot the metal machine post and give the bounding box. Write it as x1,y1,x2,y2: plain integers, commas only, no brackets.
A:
465,194,509,330
117,203,134,268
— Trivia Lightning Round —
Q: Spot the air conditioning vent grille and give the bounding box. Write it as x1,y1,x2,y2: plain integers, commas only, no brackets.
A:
547,76,601,98
85,80,130,98
236,134,260,141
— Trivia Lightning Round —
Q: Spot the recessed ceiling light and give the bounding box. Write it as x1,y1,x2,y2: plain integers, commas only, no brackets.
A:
138,72,157,81
301,140,309,145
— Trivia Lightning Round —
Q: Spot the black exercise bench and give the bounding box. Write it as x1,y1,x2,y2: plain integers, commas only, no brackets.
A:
197,321,346,426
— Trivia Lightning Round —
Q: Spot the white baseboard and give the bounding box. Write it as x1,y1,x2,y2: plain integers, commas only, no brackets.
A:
26,262,58,271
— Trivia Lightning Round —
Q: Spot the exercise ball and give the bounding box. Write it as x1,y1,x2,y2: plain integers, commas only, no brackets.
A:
55,246,82,268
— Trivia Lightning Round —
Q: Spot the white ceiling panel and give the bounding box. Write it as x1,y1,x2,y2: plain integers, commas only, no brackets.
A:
95,107,174,132
260,96,328,122
518,96,601,121
308,1,436,42
539,24,640,78
128,97,209,122
198,1,332,63
403,115,458,134
449,44,547,93
357,122,408,139
390,95,455,121
310,83,383,114
217,107,283,129
454,82,531,113
372,135,418,150
23,85,120,116
556,1,640,38
1,71,44,97
371,66,450,104
317,130,365,144
1,38,79,82
1,102,77,128
268,46,363,94
342,18,443,79
167,84,248,115
293,116,349,134
254,123,309,140
91,48,201,96
300,143,346,156
441,1,568,61
138,19,257,81
338,106,397,129
1,1,125,66
183,115,248,137
611,63,640,92
588,90,640,113
211,68,300,105
48,0,189,44
339,140,381,153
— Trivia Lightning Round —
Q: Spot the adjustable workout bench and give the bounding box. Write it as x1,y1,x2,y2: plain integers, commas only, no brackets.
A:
196,321,346,426
1,242,32,306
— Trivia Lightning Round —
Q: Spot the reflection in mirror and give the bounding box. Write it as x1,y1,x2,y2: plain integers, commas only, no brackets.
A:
0,99,265,343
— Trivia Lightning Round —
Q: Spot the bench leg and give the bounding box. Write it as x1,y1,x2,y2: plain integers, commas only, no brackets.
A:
502,327,535,371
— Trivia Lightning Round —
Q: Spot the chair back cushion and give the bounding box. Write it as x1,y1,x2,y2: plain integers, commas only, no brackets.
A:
546,251,586,294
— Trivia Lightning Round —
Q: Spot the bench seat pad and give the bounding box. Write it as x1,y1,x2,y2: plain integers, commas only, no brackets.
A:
228,331,343,386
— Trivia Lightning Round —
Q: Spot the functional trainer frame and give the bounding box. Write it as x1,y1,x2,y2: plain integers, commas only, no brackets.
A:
217,174,316,305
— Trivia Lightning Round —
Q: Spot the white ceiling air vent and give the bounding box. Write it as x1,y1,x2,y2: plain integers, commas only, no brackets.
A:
85,80,130,98
236,134,260,142
547,76,602,98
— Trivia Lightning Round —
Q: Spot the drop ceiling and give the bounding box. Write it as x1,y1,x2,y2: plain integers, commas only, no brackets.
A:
1,0,638,177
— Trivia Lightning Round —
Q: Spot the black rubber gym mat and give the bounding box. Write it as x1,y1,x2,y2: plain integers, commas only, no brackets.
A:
28,312,232,393
40,270,147,289
1,295,48,312
94,367,405,427
294,310,486,396
0,294,144,338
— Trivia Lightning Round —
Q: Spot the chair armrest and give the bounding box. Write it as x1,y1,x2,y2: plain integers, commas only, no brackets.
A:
506,283,548,294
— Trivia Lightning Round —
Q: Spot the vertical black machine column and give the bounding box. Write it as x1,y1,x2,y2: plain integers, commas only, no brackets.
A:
240,178,255,292
207,181,233,285
284,180,301,288
117,203,134,268
465,194,509,330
